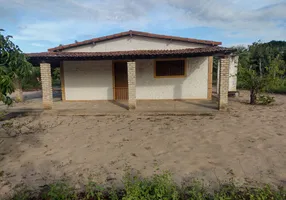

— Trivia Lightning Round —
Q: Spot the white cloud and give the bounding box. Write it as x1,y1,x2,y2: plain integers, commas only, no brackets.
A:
1,0,286,50
166,0,286,40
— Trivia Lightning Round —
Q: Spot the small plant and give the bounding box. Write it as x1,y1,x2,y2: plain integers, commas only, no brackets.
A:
181,180,209,200
108,186,120,200
10,188,31,200
123,171,179,200
84,178,104,200
257,94,275,105
42,181,76,200
213,183,243,200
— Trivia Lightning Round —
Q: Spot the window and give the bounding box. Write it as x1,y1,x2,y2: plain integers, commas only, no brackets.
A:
154,59,186,78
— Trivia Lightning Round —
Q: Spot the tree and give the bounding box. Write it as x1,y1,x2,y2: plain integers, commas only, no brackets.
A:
0,29,32,105
237,45,285,104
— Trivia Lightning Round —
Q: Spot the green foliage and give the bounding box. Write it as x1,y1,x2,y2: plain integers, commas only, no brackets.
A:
52,67,61,86
236,41,286,104
123,171,179,200
22,66,41,90
257,95,275,105
84,179,104,200
42,181,77,200
9,188,31,200
7,172,286,200
0,29,32,105
181,180,209,200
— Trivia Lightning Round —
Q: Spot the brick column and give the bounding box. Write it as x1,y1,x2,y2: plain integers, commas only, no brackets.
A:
40,63,53,109
218,56,230,110
216,59,220,94
127,61,136,110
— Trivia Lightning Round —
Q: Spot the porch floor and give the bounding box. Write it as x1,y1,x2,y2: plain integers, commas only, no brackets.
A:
1,90,218,115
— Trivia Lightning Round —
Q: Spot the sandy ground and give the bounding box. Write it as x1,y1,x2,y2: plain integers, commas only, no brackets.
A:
0,91,286,196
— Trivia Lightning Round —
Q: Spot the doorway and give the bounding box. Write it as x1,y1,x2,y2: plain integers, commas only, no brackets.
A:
113,61,128,100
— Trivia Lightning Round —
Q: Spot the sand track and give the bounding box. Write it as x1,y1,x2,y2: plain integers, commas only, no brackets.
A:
0,91,286,196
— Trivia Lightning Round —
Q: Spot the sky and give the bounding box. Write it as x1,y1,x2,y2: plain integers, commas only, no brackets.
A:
1,0,286,53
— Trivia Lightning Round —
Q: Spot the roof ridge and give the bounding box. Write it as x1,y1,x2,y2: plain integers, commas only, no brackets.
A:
48,30,222,52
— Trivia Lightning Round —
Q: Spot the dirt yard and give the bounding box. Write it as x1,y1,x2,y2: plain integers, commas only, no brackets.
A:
0,91,285,196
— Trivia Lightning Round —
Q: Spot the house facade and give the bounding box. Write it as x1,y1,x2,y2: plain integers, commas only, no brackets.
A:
28,30,235,110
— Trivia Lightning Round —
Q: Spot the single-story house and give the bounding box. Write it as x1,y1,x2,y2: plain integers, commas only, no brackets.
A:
27,30,236,110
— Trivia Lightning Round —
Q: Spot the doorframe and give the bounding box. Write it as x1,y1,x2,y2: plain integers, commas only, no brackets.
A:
112,60,131,100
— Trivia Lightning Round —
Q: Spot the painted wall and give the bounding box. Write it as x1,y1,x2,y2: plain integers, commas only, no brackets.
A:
136,57,208,99
63,36,208,52
63,60,113,100
229,56,238,92
63,57,209,100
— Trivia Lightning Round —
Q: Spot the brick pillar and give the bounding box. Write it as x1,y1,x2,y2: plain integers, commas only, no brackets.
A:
40,63,53,109
216,59,220,94
218,56,230,110
127,61,136,110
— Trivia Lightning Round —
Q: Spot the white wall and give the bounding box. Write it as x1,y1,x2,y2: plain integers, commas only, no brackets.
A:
63,57,209,100
136,57,209,99
63,60,113,100
229,56,238,92
63,36,208,52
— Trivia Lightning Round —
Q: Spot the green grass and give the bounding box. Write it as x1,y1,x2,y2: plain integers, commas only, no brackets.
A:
6,171,286,200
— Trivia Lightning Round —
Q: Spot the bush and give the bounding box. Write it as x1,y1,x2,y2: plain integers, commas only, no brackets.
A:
41,181,77,200
269,79,286,94
257,94,275,105
123,171,179,200
6,172,286,200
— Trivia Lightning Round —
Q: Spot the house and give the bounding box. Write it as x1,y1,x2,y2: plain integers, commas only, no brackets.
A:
27,30,236,110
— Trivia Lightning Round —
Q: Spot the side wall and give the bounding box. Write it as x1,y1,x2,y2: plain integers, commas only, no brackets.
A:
136,57,208,99
62,57,209,100
63,36,208,52
63,60,113,100
229,55,238,92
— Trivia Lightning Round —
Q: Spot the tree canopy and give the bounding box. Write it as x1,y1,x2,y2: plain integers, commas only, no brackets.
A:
0,29,32,105
236,40,286,104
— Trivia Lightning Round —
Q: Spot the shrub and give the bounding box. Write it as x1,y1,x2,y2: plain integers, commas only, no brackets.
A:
123,171,179,200
9,188,31,200
41,181,77,200
84,179,104,200
257,94,275,105
6,172,286,200
181,180,210,200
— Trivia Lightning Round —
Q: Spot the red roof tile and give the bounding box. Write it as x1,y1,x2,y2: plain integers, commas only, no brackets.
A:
48,30,222,52
27,47,234,61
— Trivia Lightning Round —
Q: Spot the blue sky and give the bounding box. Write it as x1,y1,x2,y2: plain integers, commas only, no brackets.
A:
1,0,286,53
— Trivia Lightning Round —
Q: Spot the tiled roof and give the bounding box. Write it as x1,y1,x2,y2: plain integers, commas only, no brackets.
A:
27,47,234,61
48,30,222,52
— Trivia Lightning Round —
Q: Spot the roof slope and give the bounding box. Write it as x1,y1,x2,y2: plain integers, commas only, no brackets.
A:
28,47,234,62
48,30,222,52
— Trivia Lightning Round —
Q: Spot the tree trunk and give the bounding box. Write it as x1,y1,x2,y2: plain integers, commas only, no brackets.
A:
250,89,257,104
14,78,23,102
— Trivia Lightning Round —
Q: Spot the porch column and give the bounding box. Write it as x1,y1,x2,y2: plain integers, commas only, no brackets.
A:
218,56,230,110
127,61,136,110
40,63,53,109
216,59,220,94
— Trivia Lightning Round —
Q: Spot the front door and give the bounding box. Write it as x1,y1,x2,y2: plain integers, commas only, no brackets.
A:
114,62,128,100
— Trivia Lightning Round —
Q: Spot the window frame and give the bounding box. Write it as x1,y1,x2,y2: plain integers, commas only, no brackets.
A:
154,58,187,78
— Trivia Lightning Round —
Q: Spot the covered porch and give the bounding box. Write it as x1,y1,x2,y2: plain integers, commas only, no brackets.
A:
4,92,218,115
27,47,234,111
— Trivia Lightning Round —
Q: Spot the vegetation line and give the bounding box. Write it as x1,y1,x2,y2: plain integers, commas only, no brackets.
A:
7,171,286,200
